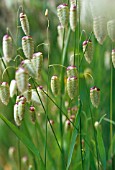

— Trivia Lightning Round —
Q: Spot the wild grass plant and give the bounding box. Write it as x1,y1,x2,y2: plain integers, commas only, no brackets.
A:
0,0,115,170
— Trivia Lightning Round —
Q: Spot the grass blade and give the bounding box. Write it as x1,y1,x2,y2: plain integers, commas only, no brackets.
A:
0,114,45,170
66,99,82,170
96,125,106,170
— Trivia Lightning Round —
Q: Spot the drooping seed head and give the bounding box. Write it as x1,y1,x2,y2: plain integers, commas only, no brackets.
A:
67,65,77,77
83,40,93,64
57,4,69,28
70,5,77,32
3,34,13,62
112,49,115,68
51,75,59,96
90,86,100,108
67,76,78,99
20,13,30,35
29,106,36,123
0,82,10,105
15,67,28,93
22,36,34,59
10,79,17,98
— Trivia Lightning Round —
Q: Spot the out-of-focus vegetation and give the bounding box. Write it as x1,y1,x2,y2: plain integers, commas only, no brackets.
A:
0,0,115,170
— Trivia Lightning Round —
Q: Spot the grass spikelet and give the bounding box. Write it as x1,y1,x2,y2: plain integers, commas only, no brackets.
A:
20,13,30,36
83,40,93,64
112,49,115,68
51,75,59,96
22,36,34,59
29,106,36,123
57,4,69,28
67,65,77,77
69,5,77,32
2,34,13,62
90,86,100,108
67,76,78,99
107,19,115,42
93,16,107,45
0,82,10,105
32,52,43,79
10,80,17,98
15,67,28,93
21,59,36,78
14,103,21,126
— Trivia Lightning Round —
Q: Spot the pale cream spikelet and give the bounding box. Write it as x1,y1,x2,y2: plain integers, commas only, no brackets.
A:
67,65,77,77
22,36,34,59
18,101,25,121
57,4,69,28
51,75,59,96
21,59,36,78
83,40,93,64
10,80,17,98
15,67,28,93
107,20,115,42
23,84,32,103
93,16,107,45
57,25,64,49
112,49,115,68
14,103,21,126
32,52,43,79
65,119,72,131
70,5,77,32
16,95,26,103
0,82,10,105
67,76,78,99
29,106,36,123
90,86,100,108
20,13,30,35
3,34,13,62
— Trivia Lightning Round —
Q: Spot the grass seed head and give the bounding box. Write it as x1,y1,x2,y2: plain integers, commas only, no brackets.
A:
22,36,34,59
67,65,77,77
15,67,28,93
90,86,100,108
29,106,36,123
57,4,69,28
0,82,10,105
112,49,115,68
10,80,17,98
107,20,115,42
67,76,78,99
83,40,93,64
70,5,77,32
20,13,30,35
51,75,59,96
93,16,107,45
2,34,13,62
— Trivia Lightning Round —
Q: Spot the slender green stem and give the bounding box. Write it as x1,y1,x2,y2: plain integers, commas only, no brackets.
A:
77,0,84,169
80,118,83,170
74,29,77,65
49,64,66,69
18,128,21,170
110,47,113,158
85,80,100,170
35,121,57,169
23,120,38,170
32,79,62,153
60,28,66,170
45,14,50,169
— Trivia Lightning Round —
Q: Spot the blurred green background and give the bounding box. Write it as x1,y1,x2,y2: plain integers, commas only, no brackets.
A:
0,0,115,170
